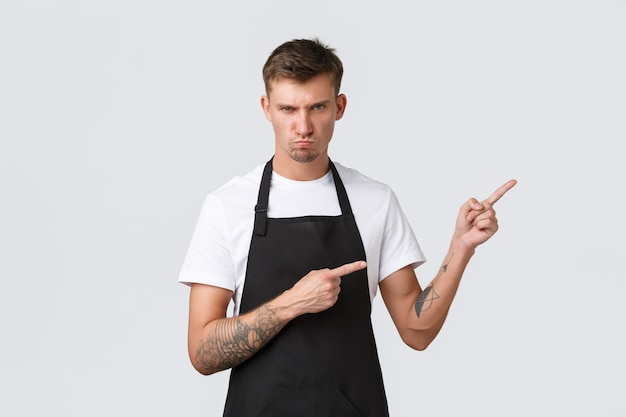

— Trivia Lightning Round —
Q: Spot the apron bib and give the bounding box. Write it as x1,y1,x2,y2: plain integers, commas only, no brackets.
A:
223,159,389,417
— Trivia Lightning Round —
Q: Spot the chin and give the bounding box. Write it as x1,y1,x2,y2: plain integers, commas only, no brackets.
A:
290,150,320,163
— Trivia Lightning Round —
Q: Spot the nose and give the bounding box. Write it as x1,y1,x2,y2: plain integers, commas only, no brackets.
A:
295,110,313,137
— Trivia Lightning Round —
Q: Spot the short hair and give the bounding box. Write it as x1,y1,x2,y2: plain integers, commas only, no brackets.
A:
262,38,344,97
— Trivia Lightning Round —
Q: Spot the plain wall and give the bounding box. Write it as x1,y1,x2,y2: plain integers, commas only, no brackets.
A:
1,1,624,416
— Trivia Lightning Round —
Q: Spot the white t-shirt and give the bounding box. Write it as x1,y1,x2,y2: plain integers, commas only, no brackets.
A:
179,162,426,315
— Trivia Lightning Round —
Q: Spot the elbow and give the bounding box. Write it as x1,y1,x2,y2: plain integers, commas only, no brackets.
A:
404,337,432,351
190,358,218,376
195,367,214,376
400,330,436,351
413,340,432,351
188,348,219,376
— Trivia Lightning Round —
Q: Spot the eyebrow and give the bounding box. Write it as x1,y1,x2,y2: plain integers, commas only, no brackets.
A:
275,100,332,109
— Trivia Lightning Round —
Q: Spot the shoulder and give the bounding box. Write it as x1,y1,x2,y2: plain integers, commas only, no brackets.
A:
206,164,263,207
192,164,264,230
333,162,408,226
334,162,394,200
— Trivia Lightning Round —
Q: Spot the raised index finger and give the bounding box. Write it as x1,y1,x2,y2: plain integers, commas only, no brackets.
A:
484,179,517,205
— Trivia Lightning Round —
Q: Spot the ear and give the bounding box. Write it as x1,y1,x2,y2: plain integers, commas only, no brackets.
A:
335,94,347,121
260,95,272,122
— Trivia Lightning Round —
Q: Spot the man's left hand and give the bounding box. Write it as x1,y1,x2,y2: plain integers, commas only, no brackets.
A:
454,179,517,250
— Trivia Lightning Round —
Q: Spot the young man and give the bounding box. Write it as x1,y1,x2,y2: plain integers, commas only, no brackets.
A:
179,38,516,416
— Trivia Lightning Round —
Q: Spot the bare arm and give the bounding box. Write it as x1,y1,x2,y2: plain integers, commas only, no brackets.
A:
380,180,517,350
187,260,367,375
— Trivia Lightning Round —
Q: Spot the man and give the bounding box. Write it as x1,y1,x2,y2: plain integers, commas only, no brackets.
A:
179,38,516,416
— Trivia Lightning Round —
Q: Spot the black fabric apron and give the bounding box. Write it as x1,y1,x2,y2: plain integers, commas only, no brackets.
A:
223,158,389,417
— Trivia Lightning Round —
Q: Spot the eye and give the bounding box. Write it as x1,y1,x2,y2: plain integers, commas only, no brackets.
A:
312,104,326,111
280,106,295,112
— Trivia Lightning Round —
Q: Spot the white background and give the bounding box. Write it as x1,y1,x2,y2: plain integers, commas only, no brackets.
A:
1,1,625,416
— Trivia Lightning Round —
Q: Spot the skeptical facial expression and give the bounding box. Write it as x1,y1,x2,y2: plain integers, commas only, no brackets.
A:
261,74,346,164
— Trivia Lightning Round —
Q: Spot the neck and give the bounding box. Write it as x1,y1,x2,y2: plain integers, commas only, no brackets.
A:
272,153,330,181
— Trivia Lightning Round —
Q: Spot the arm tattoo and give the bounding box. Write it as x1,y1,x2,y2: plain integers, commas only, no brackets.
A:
195,304,285,374
414,284,440,318
414,253,453,318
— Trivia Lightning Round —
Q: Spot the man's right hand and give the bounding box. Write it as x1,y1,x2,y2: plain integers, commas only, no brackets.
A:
281,260,367,316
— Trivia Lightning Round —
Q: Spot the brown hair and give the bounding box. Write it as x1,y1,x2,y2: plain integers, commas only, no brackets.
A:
262,38,344,96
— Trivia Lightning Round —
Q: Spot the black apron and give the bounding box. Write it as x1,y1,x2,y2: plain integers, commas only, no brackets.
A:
223,158,389,417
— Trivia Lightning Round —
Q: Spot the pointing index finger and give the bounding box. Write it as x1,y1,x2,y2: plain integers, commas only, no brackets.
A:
484,179,517,205
331,261,367,278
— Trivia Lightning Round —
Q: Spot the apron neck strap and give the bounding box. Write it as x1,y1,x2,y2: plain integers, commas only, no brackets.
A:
328,160,353,217
253,158,273,236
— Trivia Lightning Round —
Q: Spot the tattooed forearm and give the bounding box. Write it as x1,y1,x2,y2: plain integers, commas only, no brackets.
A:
414,253,454,318
195,304,285,374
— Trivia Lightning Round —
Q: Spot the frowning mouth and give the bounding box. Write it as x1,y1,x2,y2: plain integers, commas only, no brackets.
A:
293,140,315,147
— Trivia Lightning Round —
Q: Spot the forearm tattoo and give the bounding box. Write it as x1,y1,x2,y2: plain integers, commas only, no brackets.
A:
195,305,285,374
414,283,440,318
414,253,454,318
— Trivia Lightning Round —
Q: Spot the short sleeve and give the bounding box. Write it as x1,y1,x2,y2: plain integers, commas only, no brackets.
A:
378,189,426,281
178,194,236,291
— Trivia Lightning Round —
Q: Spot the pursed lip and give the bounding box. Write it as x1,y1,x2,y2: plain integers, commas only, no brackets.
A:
293,140,315,147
